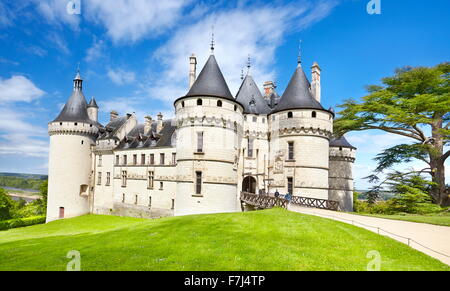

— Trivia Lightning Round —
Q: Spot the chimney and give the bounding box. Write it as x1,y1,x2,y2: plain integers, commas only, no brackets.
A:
189,54,197,89
311,62,321,103
263,81,276,100
157,112,163,133
144,115,153,134
110,110,119,121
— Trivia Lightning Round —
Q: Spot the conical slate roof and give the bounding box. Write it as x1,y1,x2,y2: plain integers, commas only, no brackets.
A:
52,73,92,123
88,97,98,108
330,135,356,149
184,54,234,100
236,75,271,114
272,64,325,113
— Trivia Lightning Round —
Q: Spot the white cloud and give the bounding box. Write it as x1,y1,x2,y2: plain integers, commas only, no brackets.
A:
84,0,192,43
107,69,136,85
34,0,80,29
149,1,337,104
0,76,45,103
85,38,105,62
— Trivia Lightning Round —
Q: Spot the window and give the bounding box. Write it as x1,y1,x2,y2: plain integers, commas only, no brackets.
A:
98,155,102,167
160,153,165,165
195,171,202,195
160,182,164,190
74,122,78,126
217,100,222,107
171,199,175,210
121,171,127,187
287,177,293,195
312,111,317,118
148,171,154,189
288,112,293,118
135,195,138,205
262,117,265,123
181,101,185,108
339,147,343,151
197,99,202,105
233,122,237,133
97,172,102,185
149,196,152,207
106,172,111,186
150,154,155,165
272,115,275,121
122,193,125,203
288,142,294,160
133,154,137,165
81,140,84,145
115,155,119,165
234,105,237,111
172,153,176,165
247,138,254,158
123,155,127,165
197,132,204,153
141,154,145,165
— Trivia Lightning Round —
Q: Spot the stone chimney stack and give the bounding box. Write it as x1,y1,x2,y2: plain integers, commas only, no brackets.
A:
311,62,321,103
157,112,163,133
263,81,276,100
110,110,119,121
144,115,153,134
189,54,197,89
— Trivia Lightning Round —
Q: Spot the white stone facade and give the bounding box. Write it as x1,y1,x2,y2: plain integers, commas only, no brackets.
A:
46,53,356,221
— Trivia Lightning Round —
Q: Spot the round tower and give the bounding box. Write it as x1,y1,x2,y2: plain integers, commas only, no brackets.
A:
174,51,244,216
269,60,333,199
329,136,356,211
87,96,99,122
46,71,99,222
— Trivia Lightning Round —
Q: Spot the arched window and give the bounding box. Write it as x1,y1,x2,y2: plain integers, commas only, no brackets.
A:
234,105,237,111
287,112,293,118
217,100,222,107
312,111,317,118
197,99,202,106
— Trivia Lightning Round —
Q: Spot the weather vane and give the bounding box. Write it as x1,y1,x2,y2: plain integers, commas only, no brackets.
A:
298,39,302,66
210,25,215,53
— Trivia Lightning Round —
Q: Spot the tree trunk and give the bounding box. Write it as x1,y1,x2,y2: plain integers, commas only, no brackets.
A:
430,115,449,207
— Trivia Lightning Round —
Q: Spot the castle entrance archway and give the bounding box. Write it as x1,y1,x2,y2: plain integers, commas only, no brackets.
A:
242,176,257,193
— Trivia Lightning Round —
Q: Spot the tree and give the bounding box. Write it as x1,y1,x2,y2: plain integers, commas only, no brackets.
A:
0,188,14,220
335,63,450,206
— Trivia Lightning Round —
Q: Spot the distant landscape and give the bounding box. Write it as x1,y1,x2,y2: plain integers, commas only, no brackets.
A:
0,173,47,192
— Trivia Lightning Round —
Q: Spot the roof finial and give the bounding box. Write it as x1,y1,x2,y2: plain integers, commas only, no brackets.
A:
241,68,244,80
247,54,251,75
210,25,215,54
297,39,302,67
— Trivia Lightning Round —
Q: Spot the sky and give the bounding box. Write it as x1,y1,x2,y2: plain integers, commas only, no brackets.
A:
0,0,449,189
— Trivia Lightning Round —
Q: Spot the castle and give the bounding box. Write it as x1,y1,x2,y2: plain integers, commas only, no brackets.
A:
46,46,356,222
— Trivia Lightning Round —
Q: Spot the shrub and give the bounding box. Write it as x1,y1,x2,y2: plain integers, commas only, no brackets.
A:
0,216,46,231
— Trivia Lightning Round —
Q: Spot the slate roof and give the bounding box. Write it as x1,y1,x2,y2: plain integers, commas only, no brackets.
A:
88,97,98,108
329,135,356,149
236,75,271,115
271,64,326,114
176,54,235,103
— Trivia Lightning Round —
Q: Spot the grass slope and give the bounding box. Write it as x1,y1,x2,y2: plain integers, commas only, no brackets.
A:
354,212,450,227
0,208,448,271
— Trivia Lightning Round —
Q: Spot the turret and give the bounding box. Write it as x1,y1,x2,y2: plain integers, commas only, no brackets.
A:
329,135,356,211
268,57,333,199
87,97,99,122
174,45,244,216
46,69,100,222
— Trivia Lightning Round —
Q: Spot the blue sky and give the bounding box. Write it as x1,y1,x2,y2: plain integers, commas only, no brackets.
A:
0,0,449,189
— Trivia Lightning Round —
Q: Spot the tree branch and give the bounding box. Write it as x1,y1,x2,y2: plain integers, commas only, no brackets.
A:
365,125,423,141
442,150,450,163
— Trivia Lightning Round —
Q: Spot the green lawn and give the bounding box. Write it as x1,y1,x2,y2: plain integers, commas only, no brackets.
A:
354,212,450,227
0,208,448,271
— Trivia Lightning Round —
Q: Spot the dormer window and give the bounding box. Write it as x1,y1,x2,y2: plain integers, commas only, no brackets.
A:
287,112,293,118
312,111,317,118
197,99,202,106
217,100,222,107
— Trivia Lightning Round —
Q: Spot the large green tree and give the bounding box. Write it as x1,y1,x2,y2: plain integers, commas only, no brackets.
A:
335,62,450,206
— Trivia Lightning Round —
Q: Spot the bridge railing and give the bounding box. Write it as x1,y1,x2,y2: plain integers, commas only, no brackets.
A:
240,192,340,211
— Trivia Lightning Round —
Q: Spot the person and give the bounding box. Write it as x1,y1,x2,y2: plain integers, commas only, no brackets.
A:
274,189,279,198
285,193,292,202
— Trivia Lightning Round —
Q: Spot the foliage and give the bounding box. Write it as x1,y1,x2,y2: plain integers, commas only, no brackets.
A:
0,176,45,191
0,209,448,271
0,188,14,220
334,62,450,206
0,216,45,231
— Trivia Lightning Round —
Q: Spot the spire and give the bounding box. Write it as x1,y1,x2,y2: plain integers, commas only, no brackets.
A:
297,39,302,67
88,96,98,108
210,25,215,54
73,64,83,91
236,75,271,115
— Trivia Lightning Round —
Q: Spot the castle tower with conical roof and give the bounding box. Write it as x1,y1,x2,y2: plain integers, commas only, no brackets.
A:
46,70,100,222
269,59,334,199
174,47,244,215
